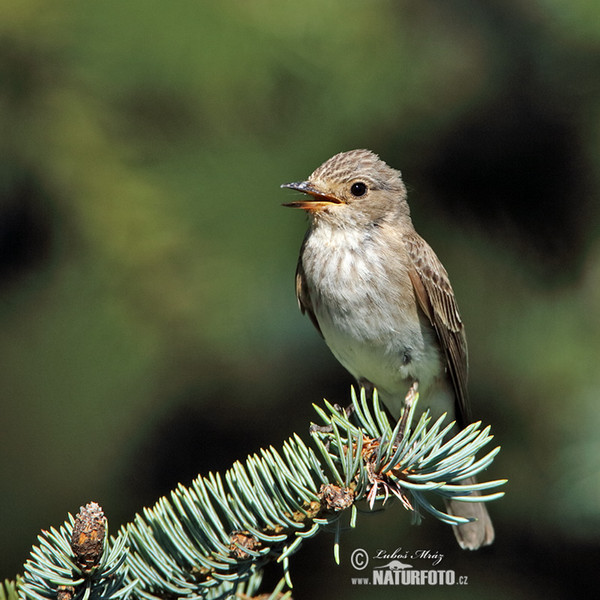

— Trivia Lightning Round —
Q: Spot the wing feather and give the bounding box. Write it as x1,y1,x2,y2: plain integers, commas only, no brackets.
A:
295,237,323,338
405,232,470,427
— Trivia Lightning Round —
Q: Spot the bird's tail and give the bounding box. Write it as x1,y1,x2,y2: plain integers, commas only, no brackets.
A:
444,476,495,550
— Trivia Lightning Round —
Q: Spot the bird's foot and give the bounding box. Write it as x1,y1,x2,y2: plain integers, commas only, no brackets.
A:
333,402,355,420
393,381,419,445
310,423,333,434
310,402,355,435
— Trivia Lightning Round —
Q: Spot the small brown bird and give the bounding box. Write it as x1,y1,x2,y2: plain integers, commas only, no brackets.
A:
282,149,494,549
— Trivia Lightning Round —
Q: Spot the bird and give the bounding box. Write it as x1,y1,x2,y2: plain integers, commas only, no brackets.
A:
281,149,494,550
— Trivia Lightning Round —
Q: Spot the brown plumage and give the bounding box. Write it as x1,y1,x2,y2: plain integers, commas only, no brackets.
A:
283,149,494,549
404,231,470,428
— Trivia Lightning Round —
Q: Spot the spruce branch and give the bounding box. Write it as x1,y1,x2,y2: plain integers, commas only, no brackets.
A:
1,579,19,600
17,387,506,600
19,504,134,600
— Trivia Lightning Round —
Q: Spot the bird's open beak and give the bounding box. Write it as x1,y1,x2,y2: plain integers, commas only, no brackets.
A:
281,181,343,209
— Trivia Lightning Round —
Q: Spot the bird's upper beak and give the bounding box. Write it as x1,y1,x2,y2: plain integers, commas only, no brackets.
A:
281,181,343,209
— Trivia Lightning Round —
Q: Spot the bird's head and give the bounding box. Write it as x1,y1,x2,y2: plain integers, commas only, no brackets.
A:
281,149,409,227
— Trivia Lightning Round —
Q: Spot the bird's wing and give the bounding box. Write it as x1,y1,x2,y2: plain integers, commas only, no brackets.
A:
295,237,324,338
404,232,470,427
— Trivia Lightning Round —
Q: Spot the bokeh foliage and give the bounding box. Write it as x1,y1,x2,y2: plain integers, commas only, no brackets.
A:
2,1,600,598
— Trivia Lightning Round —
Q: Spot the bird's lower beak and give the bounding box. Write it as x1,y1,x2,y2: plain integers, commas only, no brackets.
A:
281,181,343,209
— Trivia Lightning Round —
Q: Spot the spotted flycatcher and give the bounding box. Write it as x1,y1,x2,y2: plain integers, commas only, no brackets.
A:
282,149,494,549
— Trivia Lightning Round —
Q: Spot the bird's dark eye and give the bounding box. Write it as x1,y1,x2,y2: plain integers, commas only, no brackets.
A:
350,181,367,197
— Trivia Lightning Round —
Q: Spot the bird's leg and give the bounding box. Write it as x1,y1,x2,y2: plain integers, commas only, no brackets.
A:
330,377,375,420
349,378,417,446
394,381,418,445
310,421,334,434
310,382,369,436
310,403,355,435
332,402,355,420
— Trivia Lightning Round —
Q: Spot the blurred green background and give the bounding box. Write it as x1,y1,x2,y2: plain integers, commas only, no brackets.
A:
2,0,600,597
